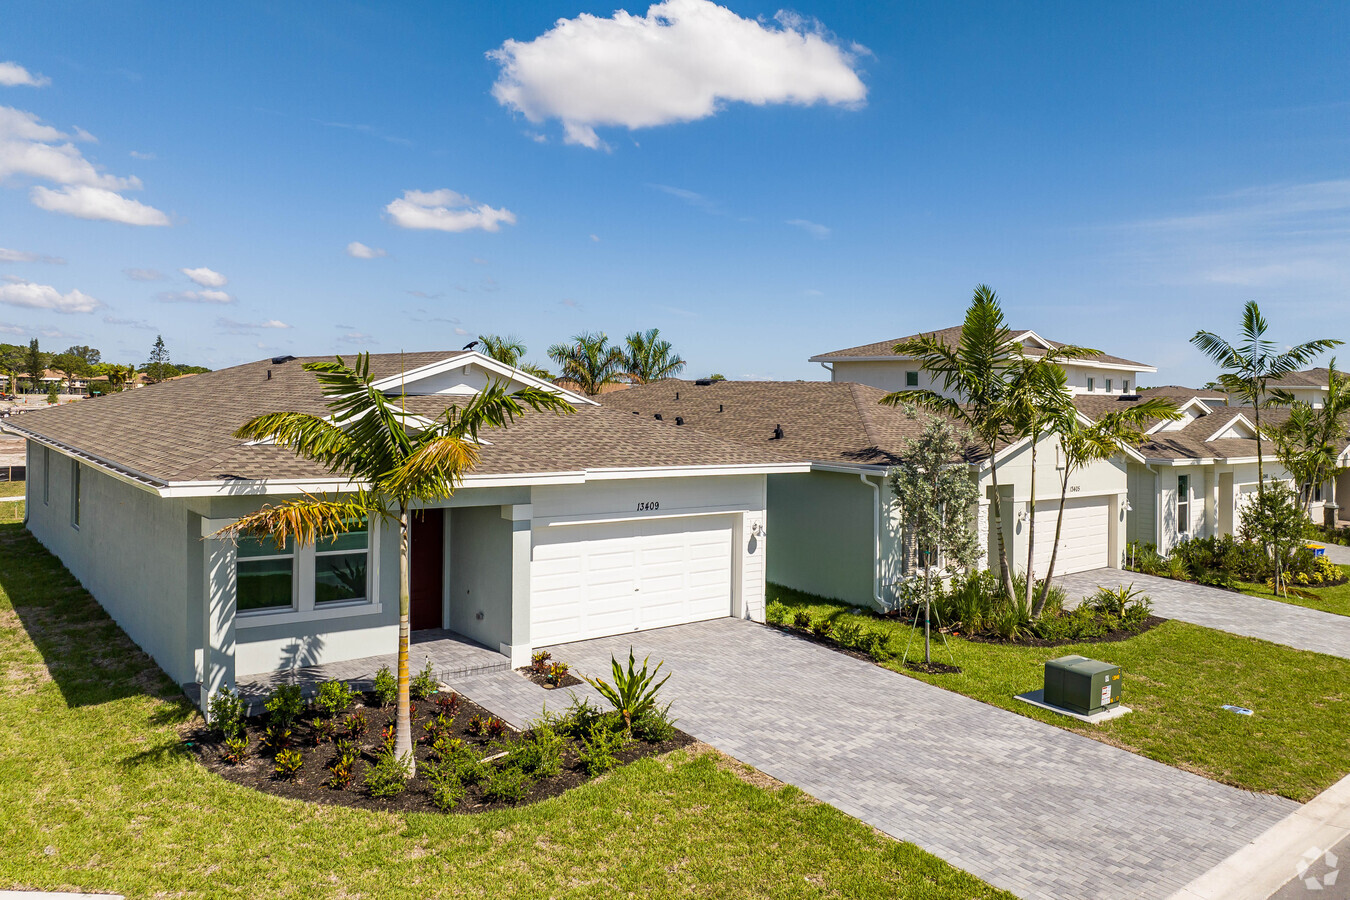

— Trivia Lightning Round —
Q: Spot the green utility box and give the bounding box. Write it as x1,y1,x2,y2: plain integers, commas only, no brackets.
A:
1044,655,1121,715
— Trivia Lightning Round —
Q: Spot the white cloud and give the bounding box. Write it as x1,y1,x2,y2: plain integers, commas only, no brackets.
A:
158,289,234,304
0,322,24,335
0,62,50,88
129,150,156,160
30,185,170,225
123,268,164,281
181,266,228,287
216,316,291,334
346,241,387,259
0,106,170,225
337,330,377,345
385,189,517,233
454,327,469,336
787,218,830,238
589,233,600,242
0,280,102,313
0,247,64,264
488,0,867,148
103,314,154,329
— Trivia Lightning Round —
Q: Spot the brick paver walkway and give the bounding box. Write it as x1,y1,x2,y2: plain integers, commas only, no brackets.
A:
452,618,1294,900
1056,568,1350,659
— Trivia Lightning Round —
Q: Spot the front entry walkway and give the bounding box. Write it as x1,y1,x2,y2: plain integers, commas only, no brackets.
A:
1055,568,1350,660
451,618,1294,900
184,629,509,712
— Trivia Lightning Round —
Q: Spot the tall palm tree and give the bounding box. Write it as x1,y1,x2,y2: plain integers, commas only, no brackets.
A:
1033,397,1181,615
1191,301,1341,493
1272,359,1350,517
548,332,626,396
214,354,572,774
882,286,1023,602
477,334,527,367
623,328,686,384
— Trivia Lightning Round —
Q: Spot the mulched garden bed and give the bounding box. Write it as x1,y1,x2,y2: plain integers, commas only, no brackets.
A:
961,614,1168,647
515,666,584,690
186,690,694,814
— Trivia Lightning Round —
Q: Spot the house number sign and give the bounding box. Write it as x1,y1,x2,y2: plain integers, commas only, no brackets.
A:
636,501,660,511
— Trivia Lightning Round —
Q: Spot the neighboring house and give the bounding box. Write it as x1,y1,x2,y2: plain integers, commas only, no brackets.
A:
1248,367,1336,408
602,379,1131,609
810,326,1158,398
10,351,806,711
41,369,89,393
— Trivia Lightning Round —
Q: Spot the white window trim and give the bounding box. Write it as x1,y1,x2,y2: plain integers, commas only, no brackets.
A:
236,525,382,629
1087,377,1095,392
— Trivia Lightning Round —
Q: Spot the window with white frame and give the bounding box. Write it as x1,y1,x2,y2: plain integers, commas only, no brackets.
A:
315,522,370,606
236,535,296,612
1123,380,1130,394
1176,474,1190,535
1106,378,1113,392
905,370,919,387
1087,377,1095,392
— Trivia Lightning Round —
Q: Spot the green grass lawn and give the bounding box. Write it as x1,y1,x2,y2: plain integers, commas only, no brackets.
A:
0,525,1010,900
1234,565,1350,617
769,584,1350,802
0,480,23,498
0,499,22,524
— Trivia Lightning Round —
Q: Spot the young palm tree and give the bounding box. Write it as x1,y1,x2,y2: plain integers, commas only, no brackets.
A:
623,328,686,384
1272,359,1350,516
477,334,527,367
1033,397,1180,615
882,286,1022,602
1191,301,1341,492
548,332,626,396
213,353,573,774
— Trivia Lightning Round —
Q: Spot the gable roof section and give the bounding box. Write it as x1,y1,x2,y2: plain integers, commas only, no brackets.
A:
6,352,801,493
810,325,1155,371
1265,367,1332,389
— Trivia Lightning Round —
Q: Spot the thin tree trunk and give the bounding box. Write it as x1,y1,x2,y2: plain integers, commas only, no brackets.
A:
988,445,1016,603
1035,475,1071,618
1254,400,1264,493
1024,427,1039,616
395,504,415,775
923,561,932,665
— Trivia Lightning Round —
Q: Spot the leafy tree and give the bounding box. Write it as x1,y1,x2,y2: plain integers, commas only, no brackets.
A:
1034,397,1181,615
1239,481,1306,596
45,381,58,404
888,414,981,663
547,332,626,396
623,328,686,383
1192,302,1341,492
50,352,92,392
145,335,172,384
1272,359,1350,517
214,354,573,774
477,334,526,367
24,339,43,393
64,344,101,366
708,374,726,382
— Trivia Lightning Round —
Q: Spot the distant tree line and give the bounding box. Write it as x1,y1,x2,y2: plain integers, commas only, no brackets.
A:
475,328,701,396
0,334,210,396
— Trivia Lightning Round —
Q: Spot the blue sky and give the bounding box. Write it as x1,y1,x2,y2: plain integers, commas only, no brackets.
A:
1,1,1347,384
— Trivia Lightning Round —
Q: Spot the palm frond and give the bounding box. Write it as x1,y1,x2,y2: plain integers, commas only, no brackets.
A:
234,412,359,473
381,436,480,500
212,493,376,547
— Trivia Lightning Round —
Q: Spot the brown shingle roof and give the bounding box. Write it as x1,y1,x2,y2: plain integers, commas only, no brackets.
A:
598,379,986,466
8,353,798,486
811,325,1153,369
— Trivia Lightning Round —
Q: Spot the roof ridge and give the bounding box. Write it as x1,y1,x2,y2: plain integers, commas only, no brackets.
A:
849,382,886,449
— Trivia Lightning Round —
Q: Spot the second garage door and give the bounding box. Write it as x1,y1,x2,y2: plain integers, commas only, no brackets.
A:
531,515,734,646
1031,496,1110,575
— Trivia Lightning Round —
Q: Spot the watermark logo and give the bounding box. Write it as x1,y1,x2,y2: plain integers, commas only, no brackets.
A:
1297,846,1340,892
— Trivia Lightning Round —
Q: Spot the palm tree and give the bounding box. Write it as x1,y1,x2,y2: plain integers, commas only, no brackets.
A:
881,286,1023,602
1033,397,1181,615
1272,359,1350,517
213,353,573,774
623,328,686,384
548,332,626,396
1191,302,1341,493
477,334,527,367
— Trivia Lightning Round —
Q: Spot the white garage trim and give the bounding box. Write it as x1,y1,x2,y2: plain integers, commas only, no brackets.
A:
537,504,752,528
1031,496,1110,575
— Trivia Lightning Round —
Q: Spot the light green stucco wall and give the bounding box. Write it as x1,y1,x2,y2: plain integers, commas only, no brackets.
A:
447,505,512,651
767,470,879,606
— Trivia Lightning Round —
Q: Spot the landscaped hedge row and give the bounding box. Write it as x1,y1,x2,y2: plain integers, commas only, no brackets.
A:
1127,536,1342,589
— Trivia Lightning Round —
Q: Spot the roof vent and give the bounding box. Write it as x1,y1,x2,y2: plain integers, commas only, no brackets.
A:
772,424,784,440
265,369,272,381
719,404,723,413
694,378,713,386
675,416,684,426
675,391,680,400
1119,394,1141,401
271,355,296,365
654,413,662,421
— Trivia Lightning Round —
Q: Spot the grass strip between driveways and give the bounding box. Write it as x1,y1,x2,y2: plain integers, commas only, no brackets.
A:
0,523,1011,900
1234,565,1350,618
0,481,24,498
769,584,1350,803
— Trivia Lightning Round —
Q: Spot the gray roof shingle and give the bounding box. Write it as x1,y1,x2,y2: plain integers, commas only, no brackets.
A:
811,324,1153,369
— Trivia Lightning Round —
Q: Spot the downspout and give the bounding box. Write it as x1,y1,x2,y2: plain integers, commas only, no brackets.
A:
819,362,834,378
860,473,885,609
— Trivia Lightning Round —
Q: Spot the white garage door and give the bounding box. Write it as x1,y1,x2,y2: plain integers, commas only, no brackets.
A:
530,515,734,645
1031,496,1110,576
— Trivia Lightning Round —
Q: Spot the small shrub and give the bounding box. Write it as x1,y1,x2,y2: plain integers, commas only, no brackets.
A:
373,665,397,707
1088,584,1146,619
314,680,354,719
630,702,676,743
261,724,292,753
855,629,892,661
507,724,564,777
832,620,862,648
311,717,338,745
765,600,788,625
343,710,368,739
792,610,811,629
432,737,489,784
208,687,246,740
423,712,454,745
434,692,461,716
556,695,604,740
811,618,834,639
380,722,396,753
545,661,570,686
467,714,487,737
221,734,249,764
578,721,628,776
273,748,303,779
583,648,671,736
431,735,464,760
364,747,411,797
483,765,534,803
327,749,359,790
410,659,437,701
1121,595,1153,629
264,683,305,728
530,650,552,674
424,758,466,810
485,717,507,740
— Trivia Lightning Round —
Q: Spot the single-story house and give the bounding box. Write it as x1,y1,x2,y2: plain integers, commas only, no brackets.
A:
602,378,1132,609
10,351,808,711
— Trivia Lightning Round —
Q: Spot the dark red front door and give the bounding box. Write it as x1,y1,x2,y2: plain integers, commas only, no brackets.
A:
410,509,444,630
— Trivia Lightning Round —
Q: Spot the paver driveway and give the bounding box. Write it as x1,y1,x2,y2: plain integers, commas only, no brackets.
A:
455,618,1294,900
1055,568,1350,660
